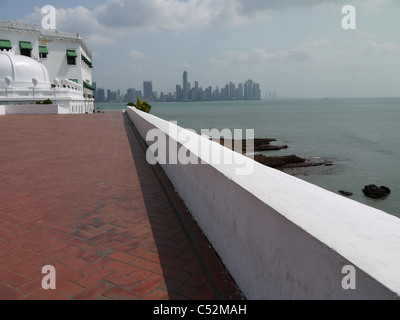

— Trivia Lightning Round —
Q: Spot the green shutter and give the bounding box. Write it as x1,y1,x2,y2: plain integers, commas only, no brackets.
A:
19,41,33,50
0,40,12,49
66,50,78,57
39,46,49,54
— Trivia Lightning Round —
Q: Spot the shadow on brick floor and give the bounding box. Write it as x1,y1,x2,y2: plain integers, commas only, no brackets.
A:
123,113,243,300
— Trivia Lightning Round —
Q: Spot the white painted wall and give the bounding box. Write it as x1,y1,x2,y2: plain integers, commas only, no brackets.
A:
0,105,5,115
6,104,59,114
40,39,81,83
0,30,39,59
127,106,400,300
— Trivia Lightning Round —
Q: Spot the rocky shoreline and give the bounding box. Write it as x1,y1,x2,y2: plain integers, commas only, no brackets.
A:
214,137,332,171
213,137,392,200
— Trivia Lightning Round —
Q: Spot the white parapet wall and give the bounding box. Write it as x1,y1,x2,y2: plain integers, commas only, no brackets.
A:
126,106,400,300
0,105,5,115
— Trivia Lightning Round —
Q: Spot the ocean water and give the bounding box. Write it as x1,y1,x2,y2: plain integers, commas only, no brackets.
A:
97,98,400,218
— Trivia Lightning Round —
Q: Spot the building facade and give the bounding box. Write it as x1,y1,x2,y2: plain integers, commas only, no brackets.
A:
143,81,153,101
0,20,94,114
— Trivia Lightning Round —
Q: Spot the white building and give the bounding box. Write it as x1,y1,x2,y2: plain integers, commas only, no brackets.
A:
0,20,94,114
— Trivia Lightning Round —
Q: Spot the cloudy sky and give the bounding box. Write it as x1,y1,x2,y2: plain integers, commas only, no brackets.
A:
1,0,399,98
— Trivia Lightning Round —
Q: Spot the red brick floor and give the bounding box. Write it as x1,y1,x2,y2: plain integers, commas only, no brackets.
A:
0,113,243,300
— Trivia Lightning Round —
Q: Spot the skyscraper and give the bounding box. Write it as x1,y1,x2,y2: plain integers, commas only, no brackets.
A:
96,88,105,102
176,85,183,102
237,83,244,100
194,81,199,101
229,82,236,100
183,71,189,101
244,79,254,100
125,88,137,102
143,81,153,101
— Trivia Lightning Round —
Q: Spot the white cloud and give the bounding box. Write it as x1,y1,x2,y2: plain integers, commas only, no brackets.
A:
235,0,388,14
93,0,250,30
176,62,191,70
25,6,119,47
23,0,387,49
128,49,147,60
23,1,251,47
363,40,399,54
207,40,331,67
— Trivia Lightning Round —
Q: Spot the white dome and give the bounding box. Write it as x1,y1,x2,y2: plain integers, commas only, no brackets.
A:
0,51,50,89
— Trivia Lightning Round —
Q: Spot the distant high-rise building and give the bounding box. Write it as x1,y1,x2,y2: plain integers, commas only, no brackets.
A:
253,83,261,100
206,86,212,101
96,88,105,102
125,88,137,102
176,84,183,102
244,79,253,100
194,81,199,101
183,71,189,101
198,87,204,101
223,84,229,100
107,90,117,101
237,83,244,100
143,81,153,100
229,82,236,100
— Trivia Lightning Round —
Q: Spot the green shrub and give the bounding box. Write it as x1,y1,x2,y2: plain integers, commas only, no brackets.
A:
35,99,53,105
127,98,151,113
42,99,53,104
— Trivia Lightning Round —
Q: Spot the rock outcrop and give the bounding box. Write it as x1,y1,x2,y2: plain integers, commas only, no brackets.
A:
339,190,353,197
213,137,331,172
362,185,391,199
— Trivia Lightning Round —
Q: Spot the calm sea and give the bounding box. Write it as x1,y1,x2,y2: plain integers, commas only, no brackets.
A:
96,98,400,218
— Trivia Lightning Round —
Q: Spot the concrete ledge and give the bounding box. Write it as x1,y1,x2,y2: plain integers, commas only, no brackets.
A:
126,106,400,300
5,104,59,114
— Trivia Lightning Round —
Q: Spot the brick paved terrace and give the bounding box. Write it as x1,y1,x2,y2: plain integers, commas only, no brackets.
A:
0,113,243,300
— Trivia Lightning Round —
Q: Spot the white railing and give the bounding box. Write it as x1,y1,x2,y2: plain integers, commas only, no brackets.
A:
0,87,84,99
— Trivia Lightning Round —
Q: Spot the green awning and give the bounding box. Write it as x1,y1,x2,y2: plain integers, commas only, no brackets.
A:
0,40,12,49
19,41,33,50
69,79,79,83
81,55,93,68
39,46,48,54
83,81,95,91
66,50,78,57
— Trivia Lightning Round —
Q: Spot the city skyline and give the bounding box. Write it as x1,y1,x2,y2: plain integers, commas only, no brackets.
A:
94,71,266,103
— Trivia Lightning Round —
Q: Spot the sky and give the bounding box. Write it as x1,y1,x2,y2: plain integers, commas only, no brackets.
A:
0,0,399,98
